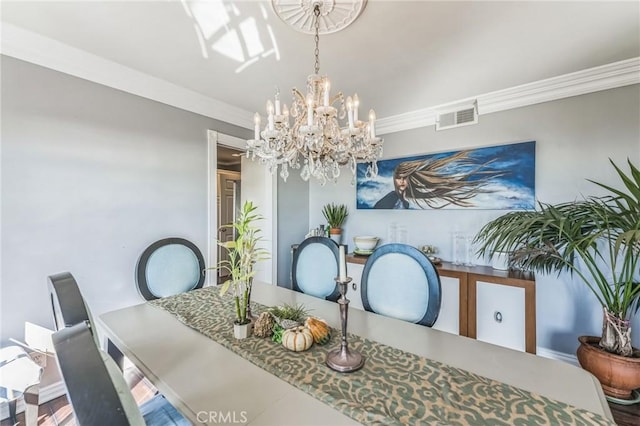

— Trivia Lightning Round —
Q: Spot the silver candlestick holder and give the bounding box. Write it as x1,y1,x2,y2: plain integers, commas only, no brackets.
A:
326,277,365,373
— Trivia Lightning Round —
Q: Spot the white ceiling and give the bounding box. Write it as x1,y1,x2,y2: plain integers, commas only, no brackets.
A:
2,1,639,124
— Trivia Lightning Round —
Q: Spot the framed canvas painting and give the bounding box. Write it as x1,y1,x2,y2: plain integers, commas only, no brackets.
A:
356,141,535,210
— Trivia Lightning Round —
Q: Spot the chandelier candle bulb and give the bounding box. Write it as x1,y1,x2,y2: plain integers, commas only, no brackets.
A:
267,100,275,131
353,94,360,122
339,245,347,281
253,113,261,140
346,97,354,129
369,110,376,138
307,94,314,127
275,89,281,115
324,80,330,106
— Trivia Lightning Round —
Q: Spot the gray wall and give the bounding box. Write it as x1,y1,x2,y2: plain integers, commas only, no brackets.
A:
0,56,250,344
308,85,640,355
276,174,309,287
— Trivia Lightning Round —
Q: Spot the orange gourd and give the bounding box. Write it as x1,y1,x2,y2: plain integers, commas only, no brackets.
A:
305,317,331,345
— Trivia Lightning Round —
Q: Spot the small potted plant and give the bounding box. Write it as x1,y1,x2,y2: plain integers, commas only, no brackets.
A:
216,201,270,339
322,203,348,244
474,160,640,399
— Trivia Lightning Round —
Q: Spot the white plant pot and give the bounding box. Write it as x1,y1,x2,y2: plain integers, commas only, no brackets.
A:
233,321,252,339
329,228,342,244
491,252,510,270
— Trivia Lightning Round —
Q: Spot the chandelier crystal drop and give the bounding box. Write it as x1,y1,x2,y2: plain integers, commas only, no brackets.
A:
246,4,383,185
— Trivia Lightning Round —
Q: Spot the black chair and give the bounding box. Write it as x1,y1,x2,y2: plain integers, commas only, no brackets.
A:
136,237,205,300
52,321,189,425
48,272,98,346
291,236,341,302
48,271,131,367
361,243,441,327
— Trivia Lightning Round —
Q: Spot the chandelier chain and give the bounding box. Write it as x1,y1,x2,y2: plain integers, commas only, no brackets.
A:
313,5,320,74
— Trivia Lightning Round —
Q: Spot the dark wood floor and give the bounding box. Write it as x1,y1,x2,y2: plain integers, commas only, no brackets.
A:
611,401,640,426
2,367,638,425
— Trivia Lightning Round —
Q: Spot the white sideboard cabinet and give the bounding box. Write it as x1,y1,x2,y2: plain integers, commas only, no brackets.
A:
346,255,536,353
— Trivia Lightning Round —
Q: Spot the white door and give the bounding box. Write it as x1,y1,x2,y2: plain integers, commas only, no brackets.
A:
217,170,240,282
241,155,276,285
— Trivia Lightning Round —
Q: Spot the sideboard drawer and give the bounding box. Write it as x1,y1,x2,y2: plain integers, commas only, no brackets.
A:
468,273,536,354
475,280,526,352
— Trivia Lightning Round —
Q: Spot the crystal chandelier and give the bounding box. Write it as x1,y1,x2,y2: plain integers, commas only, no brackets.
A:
246,4,383,185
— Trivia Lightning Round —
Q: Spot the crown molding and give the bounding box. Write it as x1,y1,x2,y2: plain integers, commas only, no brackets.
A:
2,23,638,135
377,57,640,135
0,23,254,129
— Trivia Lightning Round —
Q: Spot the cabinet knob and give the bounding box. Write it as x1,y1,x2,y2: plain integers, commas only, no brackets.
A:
494,311,503,323
352,282,357,291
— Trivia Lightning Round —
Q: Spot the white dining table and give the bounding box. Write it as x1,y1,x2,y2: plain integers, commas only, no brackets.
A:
99,282,613,425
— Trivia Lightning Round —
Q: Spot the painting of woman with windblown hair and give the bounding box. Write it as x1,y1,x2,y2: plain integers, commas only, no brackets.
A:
357,141,535,210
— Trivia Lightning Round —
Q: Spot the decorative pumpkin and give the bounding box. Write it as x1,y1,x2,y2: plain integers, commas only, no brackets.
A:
305,317,331,345
282,326,314,352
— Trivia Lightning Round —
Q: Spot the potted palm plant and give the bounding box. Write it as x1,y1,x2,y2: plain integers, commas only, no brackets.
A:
216,201,270,339
322,203,348,244
475,159,640,400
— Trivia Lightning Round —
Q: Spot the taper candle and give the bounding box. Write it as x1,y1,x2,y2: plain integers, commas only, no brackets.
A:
339,245,347,281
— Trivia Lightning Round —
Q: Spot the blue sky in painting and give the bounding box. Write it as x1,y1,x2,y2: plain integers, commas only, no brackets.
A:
356,141,536,210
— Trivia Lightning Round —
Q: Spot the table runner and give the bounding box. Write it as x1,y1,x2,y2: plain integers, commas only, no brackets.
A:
151,287,613,425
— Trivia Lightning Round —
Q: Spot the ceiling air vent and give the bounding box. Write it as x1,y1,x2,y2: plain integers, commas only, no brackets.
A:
435,101,478,131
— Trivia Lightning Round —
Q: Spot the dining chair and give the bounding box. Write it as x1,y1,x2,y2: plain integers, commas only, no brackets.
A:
0,346,42,426
291,236,341,302
361,243,442,326
48,272,99,347
52,321,189,426
49,271,129,371
136,237,206,300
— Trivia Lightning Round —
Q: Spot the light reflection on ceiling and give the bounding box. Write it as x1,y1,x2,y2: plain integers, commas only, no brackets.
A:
181,0,279,73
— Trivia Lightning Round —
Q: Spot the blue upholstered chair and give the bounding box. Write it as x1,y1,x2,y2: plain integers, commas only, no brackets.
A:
361,244,442,326
52,321,189,426
292,237,341,302
136,237,205,300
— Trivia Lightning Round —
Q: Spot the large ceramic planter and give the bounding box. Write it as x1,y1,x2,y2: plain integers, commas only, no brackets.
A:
576,335,640,399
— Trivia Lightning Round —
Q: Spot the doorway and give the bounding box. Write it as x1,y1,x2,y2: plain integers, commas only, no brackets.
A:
217,145,242,284
207,130,276,287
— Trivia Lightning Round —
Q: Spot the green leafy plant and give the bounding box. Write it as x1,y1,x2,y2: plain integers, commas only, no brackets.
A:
322,203,349,229
474,159,640,357
271,324,284,344
268,303,310,323
215,201,270,325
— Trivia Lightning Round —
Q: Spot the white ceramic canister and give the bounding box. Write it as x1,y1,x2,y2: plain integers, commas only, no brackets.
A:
491,252,510,270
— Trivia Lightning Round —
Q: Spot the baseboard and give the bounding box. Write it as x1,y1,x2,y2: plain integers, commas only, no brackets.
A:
0,380,66,420
536,346,580,367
